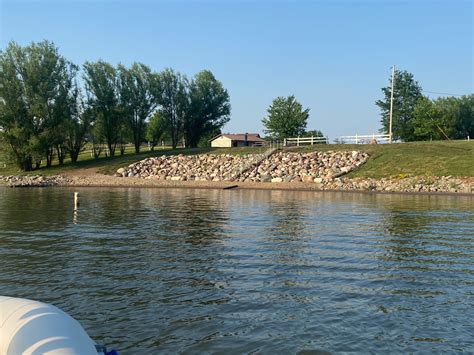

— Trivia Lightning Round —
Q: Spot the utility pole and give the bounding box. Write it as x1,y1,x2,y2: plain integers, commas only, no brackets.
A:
389,65,395,143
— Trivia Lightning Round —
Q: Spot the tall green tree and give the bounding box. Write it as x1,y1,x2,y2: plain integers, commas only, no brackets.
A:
262,95,309,140
412,94,474,140
64,86,92,162
89,120,105,159
146,111,167,150
184,70,231,148
83,60,122,156
446,95,474,139
376,69,423,141
0,40,77,170
412,97,450,141
118,62,160,153
156,68,188,149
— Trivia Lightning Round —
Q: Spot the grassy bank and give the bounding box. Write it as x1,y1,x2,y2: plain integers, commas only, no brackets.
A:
291,140,473,178
1,141,472,178
0,145,266,176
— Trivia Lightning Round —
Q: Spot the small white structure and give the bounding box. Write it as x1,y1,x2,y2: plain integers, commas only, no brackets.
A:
0,296,103,354
210,133,265,148
338,133,391,144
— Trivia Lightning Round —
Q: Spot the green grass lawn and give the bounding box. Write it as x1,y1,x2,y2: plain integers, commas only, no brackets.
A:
291,140,473,178
1,141,472,178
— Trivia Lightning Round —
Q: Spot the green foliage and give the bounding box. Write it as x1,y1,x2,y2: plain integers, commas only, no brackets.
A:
0,40,78,170
197,128,222,148
262,95,309,140
156,68,188,149
412,97,450,140
412,95,474,141
1,41,233,171
64,90,92,163
376,69,423,141
118,62,160,153
441,95,474,139
184,70,231,148
146,111,167,150
301,129,324,138
83,60,122,156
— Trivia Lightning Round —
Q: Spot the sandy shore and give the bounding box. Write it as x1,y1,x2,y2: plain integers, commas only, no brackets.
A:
1,173,473,196
56,173,474,196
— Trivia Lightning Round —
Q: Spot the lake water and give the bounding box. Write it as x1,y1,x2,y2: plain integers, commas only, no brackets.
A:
0,187,473,353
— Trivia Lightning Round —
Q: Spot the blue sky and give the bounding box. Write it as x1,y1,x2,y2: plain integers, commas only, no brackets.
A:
1,0,472,140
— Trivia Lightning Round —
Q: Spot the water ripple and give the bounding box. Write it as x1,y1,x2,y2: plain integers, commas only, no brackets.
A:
0,187,473,353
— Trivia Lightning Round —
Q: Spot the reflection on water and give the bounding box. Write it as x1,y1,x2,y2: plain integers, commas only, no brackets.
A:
0,187,473,353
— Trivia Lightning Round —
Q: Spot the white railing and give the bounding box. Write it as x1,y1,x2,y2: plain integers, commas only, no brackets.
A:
284,136,328,146
338,134,391,144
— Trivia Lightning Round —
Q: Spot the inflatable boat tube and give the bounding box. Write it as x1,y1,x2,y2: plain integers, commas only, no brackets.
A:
0,296,113,355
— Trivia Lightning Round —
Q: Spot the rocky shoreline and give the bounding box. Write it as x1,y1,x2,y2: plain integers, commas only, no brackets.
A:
0,175,72,187
0,174,472,194
0,150,472,194
115,151,370,182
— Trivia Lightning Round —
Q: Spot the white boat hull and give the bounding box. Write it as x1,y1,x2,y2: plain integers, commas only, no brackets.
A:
0,296,100,355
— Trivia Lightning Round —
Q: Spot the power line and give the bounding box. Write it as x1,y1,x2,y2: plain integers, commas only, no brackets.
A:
423,90,468,97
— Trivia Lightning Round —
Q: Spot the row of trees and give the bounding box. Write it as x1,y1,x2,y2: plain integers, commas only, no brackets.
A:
0,40,231,170
259,72,471,143
262,70,474,145
261,95,324,140
377,70,473,141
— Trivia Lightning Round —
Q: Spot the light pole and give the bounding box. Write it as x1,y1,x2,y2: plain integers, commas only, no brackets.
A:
389,65,395,143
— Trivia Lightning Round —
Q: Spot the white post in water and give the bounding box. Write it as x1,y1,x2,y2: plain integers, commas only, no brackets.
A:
389,65,395,144
74,192,80,210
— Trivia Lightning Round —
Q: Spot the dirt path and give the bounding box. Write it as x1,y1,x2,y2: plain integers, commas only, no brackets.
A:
59,174,473,195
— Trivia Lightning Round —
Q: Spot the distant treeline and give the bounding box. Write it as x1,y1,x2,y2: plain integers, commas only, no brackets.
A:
376,70,473,141
0,40,231,171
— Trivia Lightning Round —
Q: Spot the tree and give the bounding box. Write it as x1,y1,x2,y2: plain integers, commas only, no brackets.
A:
439,94,474,139
0,40,77,171
412,97,449,141
64,87,92,162
83,60,122,157
118,62,160,153
197,128,221,148
146,111,167,150
262,95,309,140
89,120,104,159
156,68,188,149
412,94,474,141
376,69,423,141
117,118,132,156
184,70,231,148
301,129,324,138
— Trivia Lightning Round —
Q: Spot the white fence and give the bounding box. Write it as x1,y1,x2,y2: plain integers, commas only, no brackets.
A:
284,136,328,146
338,134,391,144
